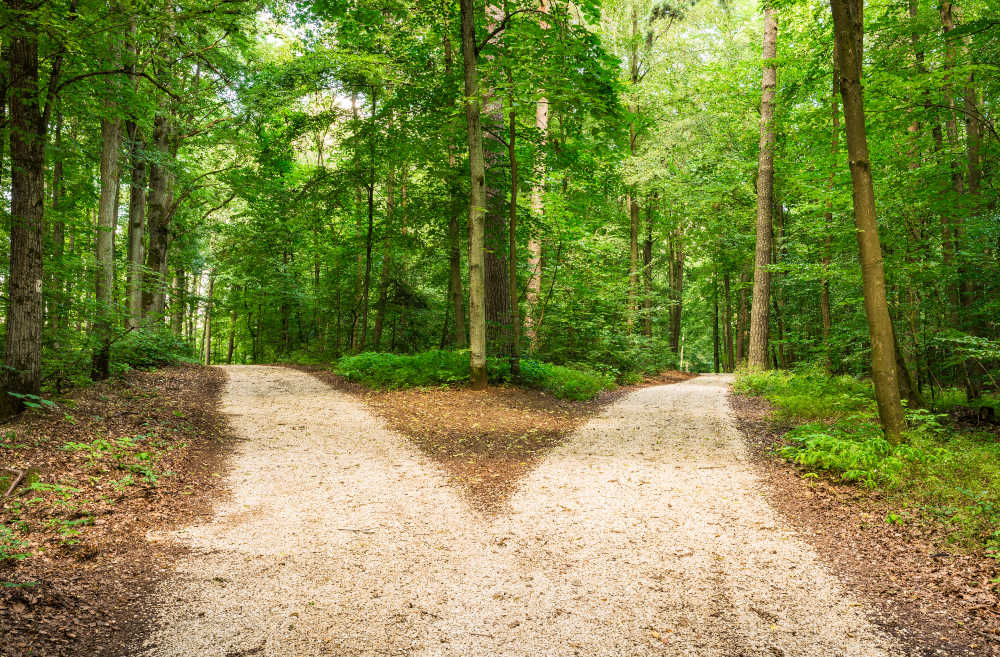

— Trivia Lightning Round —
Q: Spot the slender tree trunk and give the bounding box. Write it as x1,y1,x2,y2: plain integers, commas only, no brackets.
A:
359,183,375,351
748,7,778,370
525,0,549,348
171,268,184,336
507,78,520,376
50,113,65,338
448,212,467,348
126,121,146,327
642,202,653,338
226,307,236,364
723,272,735,371
668,228,684,353
374,168,395,350
735,268,750,364
142,111,171,319
203,273,214,365
459,0,488,389
830,0,906,442
713,274,720,373
92,111,123,380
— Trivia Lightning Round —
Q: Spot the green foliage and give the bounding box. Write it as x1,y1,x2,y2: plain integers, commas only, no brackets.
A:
111,330,197,371
335,350,613,401
0,524,30,563
62,434,164,484
739,369,1000,550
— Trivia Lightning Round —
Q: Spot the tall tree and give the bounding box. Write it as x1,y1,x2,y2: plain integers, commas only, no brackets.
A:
829,0,905,442
747,6,778,370
459,0,488,389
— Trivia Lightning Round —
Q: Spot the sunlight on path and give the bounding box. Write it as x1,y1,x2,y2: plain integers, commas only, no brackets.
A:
142,366,900,657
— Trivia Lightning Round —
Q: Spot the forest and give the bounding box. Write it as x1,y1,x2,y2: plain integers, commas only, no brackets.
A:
2,0,1000,653
0,0,996,434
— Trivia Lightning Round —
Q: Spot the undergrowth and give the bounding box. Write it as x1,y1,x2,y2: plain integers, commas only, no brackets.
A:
334,349,613,401
735,366,1000,553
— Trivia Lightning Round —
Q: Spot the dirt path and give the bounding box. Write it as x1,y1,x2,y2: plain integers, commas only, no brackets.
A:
142,366,901,657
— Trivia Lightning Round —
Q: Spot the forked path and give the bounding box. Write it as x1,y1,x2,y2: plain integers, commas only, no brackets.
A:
143,366,901,657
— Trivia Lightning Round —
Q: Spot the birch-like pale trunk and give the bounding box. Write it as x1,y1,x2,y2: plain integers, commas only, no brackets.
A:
459,0,488,389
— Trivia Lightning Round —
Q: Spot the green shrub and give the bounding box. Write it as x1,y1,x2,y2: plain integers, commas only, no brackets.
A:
738,368,1000,549
334,350,612,400
0,524,29,563
112,329,196,370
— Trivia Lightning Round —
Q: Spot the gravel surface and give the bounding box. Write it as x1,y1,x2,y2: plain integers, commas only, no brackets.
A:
142,366,902,656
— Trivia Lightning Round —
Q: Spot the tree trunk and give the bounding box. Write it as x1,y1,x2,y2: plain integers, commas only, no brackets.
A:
459,0,488,389
226,307,236,364
142,111,171,319
92,110,123,381
723,271,735,371
203,273,214,365
374,168,395,351
642,202,653,338
830,0,906,442
126,121,146,328
668,228,684,353
713,274,720,373
525,0,549,349
748,7,778,370
507,78,520,376
171,268,185,336
50,113,65,339
735,268,750,364
1,17,47,417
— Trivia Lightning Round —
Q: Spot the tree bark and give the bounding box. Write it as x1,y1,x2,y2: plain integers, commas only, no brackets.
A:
126,120,146,327
668,228,684,353
748,7,778,370
735,268,750,364
524,0,549,349
830,0,906,442
203,273,214,365
171,268,185,336
1,13,48,417
642,202,653,338
459,0,488,389
713,274,720,373
92,89,123,380
142,111,171,319
723,271,735,371
374,167,395,350
507,78,520,376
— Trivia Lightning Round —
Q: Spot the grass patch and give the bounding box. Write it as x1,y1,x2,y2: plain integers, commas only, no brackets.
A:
334,349,613,401
735,366,1000,553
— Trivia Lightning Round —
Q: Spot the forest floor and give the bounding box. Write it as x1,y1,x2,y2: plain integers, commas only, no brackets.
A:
0,365,234,657
5,365,995,656
141,366,900,656
730,393,1000,657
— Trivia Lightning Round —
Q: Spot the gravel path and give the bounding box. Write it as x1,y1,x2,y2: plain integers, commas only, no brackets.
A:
143,366,901,657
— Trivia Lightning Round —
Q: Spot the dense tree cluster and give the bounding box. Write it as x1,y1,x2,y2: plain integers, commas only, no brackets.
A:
0,0,996,436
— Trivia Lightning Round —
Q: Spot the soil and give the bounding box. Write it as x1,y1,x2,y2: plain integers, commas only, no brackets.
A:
729,392,1000,657
0,365,234,657
293,365,694,512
